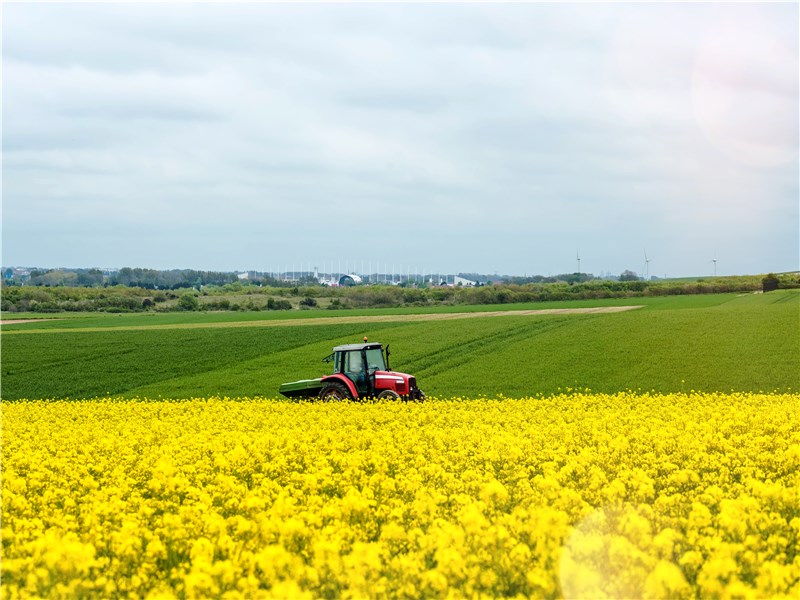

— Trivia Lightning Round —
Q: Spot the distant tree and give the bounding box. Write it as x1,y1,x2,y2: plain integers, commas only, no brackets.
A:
299,297,317,307
178,294,199,311
115,267,134,286
267,298,292,310
29,270,78,287
76,270,103,287
267,297,293,310
619,270,640,282
762,273,780,292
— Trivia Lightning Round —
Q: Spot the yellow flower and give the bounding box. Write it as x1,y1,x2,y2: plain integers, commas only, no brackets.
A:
1,393,797,598
644,559,691,598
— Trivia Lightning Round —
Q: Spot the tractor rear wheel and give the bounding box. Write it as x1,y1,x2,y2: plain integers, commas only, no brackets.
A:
319,382,351,401
377,389,401,400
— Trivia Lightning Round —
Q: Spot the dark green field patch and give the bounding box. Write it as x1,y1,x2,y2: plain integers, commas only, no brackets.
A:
0,322,406,399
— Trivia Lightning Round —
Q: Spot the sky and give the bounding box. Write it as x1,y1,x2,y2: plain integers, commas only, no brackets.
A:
3,1,798,278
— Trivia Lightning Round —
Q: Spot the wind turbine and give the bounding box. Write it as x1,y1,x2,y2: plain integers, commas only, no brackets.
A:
576,251,581,277
711,254,718,277
643,249,651,280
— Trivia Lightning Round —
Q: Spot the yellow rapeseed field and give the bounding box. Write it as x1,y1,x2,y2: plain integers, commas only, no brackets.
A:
2,393,799,599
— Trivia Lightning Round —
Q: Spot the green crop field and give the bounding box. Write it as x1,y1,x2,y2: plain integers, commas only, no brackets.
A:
1,291,798,400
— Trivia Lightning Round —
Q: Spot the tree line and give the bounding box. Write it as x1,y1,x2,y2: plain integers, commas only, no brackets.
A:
3,267,651,289
5,267,240,289
2,273,796,314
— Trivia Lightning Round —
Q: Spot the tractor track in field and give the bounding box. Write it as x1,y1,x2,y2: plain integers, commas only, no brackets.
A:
0,306,642,334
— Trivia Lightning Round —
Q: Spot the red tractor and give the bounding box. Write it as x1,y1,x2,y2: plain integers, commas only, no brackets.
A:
278,339,425,401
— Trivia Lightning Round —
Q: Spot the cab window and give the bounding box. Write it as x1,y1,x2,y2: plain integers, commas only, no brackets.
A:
365,348,386,371
345,351,364,374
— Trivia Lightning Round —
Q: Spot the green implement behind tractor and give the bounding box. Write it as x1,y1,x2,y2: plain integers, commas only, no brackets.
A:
279,339,425,401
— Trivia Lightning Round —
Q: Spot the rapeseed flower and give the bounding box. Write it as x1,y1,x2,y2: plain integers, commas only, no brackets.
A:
2,393,798,598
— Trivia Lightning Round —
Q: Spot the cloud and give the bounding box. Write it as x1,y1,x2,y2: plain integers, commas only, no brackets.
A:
3,2,797,275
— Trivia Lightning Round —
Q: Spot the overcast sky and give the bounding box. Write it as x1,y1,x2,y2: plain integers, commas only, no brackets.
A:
3,2,798,278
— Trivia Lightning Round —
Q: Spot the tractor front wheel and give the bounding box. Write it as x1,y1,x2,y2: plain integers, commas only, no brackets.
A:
319,382,351,402
377,389,401,400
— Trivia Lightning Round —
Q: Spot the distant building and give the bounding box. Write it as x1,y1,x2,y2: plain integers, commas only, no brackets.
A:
6,268,32,282
454,276,476,287
338,274,362,286
237,272,249,280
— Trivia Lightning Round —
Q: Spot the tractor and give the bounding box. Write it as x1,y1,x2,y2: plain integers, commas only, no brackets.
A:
278,339,425,401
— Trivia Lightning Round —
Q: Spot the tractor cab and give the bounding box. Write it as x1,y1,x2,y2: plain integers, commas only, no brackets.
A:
323,342,390,397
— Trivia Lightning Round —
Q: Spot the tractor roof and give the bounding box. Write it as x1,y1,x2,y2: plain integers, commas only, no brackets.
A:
333,343,383,352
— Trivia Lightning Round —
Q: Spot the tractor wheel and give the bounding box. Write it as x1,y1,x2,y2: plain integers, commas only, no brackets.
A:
319,382,351,402
377,389,401,400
